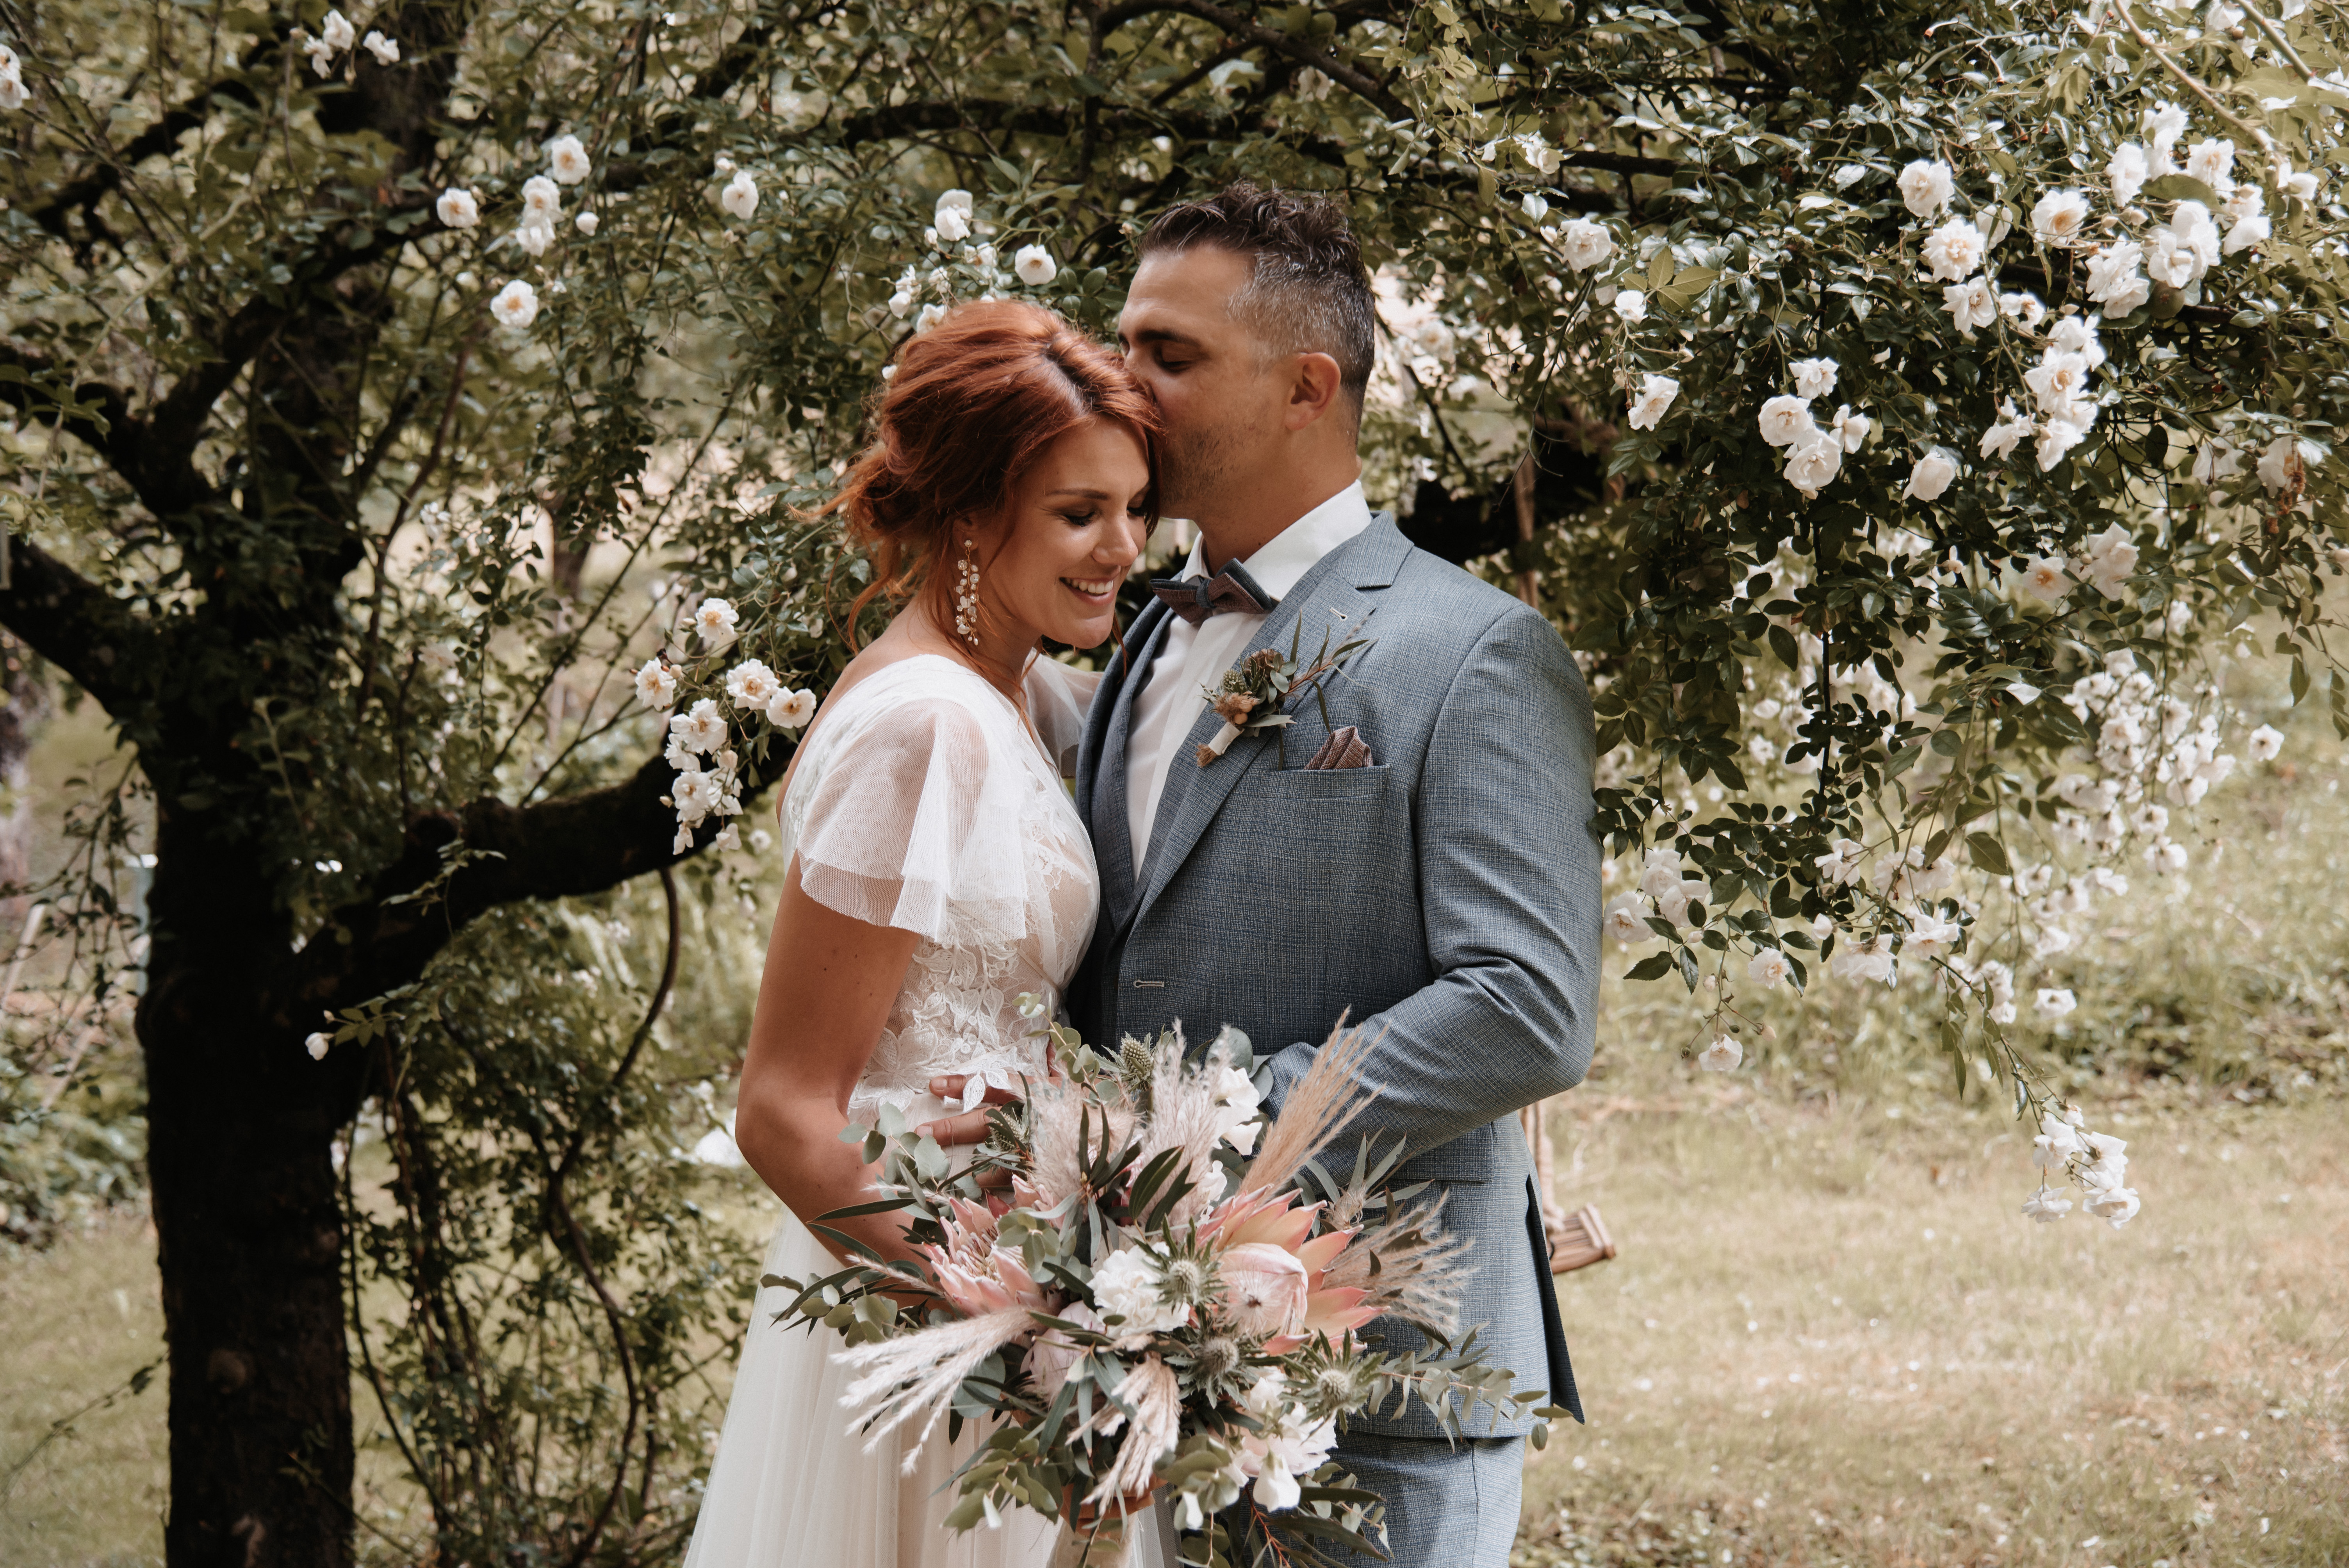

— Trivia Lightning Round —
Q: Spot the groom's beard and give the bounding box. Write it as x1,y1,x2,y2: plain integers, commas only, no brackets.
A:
1153,406,1254,537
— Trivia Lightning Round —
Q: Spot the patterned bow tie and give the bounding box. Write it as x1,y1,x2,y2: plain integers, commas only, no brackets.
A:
1146,561,1280,626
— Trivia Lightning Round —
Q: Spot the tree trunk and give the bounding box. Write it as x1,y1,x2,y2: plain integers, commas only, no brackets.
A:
140,809,352,1568
0,632,50,923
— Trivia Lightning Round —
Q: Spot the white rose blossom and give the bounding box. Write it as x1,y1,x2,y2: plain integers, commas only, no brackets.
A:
724,659,782,712
692,596,740,649
1790,357,1838,398
2036,417,2091,472
2184,137,2237,195
1999,289,2047,326
2034,987,2078,1018
362,30,400,65
2019,556,2071,603
1604,892,1656,944
1556,217,1615,271
2021,1188,2074,1223
1746,948,1791,988
1697,1035,1743,1072
1782,431,1844,499
1626,373,1679,431
766,688,818,729
633,658,679,709
1757,394,1817,448
575,211,599,236
668,698,728,755
547,134,592,184
1014,244,1058,286
1827,404,1869,452
2084,238,2151,317
2030,189,2092,248
1921,216,1987,281
2108,142,2151,205
0,46,24,114
720,170,758,219
521,175,562,222
916,302,948,333
1943,276,1997,337
321,9,356,50
1897,159,1955,218
1979,398,2034,461
436,187,481,228
489,279,538,329
1903,447,1960,501
2246,723,2284,761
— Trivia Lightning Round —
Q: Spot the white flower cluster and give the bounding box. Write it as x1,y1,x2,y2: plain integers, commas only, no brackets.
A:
1601,844,1711,943
1978,303,2108,475
663,699,745,852
437,134,593,268
2016,517,2135,608
0,44,28,112
877,192,1056,337
1207,1058,1263,1156
638,599,815,854
1755,356,1866,500
1207,1370,1342,1515
2025,1108,2139,1228
1090,1244,1192,1336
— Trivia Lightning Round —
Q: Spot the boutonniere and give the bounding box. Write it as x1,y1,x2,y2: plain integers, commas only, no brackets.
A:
1196,618,1374,768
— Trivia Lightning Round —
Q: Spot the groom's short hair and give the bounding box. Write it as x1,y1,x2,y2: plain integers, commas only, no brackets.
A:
1137,184,1375,428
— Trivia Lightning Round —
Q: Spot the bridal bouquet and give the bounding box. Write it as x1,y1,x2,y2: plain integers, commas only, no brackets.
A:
768,1015,1558,1566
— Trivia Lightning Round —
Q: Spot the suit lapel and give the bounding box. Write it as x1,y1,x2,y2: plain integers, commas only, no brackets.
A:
1089,602,1173,935
1128,517,1411,930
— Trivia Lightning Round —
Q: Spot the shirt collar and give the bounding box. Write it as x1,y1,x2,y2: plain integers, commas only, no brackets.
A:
1180,481,1374,601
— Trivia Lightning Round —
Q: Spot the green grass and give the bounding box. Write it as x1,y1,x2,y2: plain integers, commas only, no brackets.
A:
1517,1091,2348,1567
0,1215,166,1567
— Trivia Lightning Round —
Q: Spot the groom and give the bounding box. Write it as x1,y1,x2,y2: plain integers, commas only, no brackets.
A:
1070,184,1603,1563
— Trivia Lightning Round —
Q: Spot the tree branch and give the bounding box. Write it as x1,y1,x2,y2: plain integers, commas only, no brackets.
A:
278,752,763,1024
0,537,163,712
0,345,220,521
1089,0,1410,119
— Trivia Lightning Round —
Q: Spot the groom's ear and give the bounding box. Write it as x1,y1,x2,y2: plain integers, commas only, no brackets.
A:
1281,351,1346,433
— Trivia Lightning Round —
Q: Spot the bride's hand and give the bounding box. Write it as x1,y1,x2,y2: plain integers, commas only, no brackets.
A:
915,1076,1021,1147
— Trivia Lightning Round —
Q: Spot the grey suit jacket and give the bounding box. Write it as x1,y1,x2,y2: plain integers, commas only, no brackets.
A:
1069,514,1602,1438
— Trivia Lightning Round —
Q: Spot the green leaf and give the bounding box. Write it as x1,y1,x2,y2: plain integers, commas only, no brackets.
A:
1964,832,2010,877
1624,952,1675,981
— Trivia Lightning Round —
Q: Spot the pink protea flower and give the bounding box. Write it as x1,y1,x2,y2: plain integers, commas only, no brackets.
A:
1217,1242,1309,1339
921,1197,1051,1317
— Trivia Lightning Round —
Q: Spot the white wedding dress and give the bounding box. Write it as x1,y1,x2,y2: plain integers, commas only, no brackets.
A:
684,652,1117,1568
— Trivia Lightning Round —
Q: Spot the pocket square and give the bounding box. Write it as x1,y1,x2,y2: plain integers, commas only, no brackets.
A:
1304,725,1373,771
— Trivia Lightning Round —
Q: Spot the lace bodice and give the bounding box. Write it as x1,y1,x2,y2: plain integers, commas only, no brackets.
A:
778,654,1100,1125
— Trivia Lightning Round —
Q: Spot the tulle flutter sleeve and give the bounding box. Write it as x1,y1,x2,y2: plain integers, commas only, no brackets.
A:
791,695,1032,946
1023,656,1103,781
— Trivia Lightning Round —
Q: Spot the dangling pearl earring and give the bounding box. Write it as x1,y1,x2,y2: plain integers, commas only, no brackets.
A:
953,536,981,644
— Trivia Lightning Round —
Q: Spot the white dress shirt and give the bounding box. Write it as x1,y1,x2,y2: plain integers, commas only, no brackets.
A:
1126,481,1374,867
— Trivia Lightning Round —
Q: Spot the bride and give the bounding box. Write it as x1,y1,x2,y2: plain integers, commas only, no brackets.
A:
683,300,1162,1568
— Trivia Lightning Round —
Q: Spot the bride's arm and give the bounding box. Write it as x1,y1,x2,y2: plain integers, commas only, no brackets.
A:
733,863,924,1272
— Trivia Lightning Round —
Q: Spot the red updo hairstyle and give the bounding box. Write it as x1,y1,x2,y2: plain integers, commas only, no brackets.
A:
827,300,1163,694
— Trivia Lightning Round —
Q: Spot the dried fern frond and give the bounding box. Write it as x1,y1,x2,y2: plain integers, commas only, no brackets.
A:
1319,1187,1474,1336
833,1306,1033,1472
1082,1353,1182,1506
